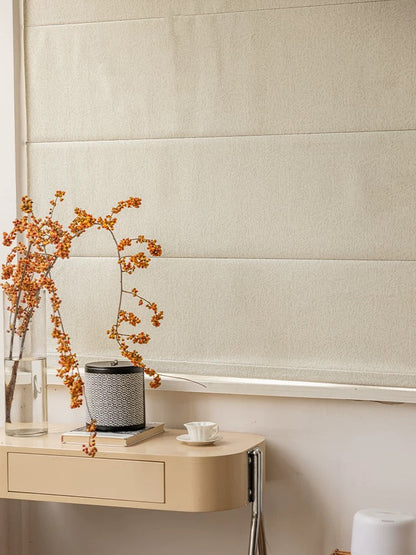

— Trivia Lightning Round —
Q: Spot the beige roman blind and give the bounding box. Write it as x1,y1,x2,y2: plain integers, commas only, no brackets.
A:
23,0,416,386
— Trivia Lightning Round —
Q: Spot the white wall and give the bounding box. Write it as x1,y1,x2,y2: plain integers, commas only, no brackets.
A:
0,1,18,553
14,387,416,554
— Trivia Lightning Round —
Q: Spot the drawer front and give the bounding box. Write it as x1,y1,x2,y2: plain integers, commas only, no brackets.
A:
8,453,165,503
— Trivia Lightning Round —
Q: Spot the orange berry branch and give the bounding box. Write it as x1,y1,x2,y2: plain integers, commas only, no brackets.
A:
95,197,164,389
2,191,85,424
1,192,163,457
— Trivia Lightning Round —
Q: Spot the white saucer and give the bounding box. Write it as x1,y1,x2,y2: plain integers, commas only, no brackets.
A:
176,434,222,446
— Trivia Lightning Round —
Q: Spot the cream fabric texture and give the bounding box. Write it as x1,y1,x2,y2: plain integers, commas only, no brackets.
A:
24,0,416,386
25,0,375,25
28,132,416,260
25,2,416,142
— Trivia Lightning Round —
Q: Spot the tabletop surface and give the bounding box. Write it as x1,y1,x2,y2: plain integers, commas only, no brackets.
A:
0,425,265,459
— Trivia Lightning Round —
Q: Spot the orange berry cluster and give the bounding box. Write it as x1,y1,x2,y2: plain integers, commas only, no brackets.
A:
68,208,96,236
82,420,97,457
118,310,141,327
70,197,165,392
119,252,150,273
2,191,165,456
136,235,162,257
111,197,142,214
1,192,88,422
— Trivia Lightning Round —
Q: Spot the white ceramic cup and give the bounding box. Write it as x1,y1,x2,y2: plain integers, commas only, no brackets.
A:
184,421,219,442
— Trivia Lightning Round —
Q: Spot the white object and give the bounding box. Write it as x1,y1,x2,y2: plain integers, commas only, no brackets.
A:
176,434,222,446
184,422,219,442
351,508,416,555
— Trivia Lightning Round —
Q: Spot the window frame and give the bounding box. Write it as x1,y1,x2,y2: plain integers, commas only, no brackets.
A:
5,0,416,406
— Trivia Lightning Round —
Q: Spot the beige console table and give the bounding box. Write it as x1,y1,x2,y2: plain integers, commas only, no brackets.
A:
0,426,265,554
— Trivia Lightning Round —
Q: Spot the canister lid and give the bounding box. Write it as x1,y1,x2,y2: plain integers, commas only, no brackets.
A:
85,360,143,374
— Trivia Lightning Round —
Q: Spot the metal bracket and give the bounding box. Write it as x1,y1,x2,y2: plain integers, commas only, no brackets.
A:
248,447,265,555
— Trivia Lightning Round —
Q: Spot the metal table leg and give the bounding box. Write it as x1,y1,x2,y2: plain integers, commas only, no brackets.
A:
248,447,266,555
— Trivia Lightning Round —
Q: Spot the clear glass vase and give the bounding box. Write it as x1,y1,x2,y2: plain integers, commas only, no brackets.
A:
3,290,48,436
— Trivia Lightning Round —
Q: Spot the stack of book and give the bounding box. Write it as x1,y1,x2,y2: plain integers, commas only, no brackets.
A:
61,422,165,447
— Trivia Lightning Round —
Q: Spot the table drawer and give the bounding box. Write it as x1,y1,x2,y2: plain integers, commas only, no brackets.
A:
8,453,165,503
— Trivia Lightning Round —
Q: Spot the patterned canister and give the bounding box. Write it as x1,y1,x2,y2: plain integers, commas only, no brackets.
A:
84,360,145,431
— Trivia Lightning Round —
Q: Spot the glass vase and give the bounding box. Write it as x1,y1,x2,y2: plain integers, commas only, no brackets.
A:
3,290,48,436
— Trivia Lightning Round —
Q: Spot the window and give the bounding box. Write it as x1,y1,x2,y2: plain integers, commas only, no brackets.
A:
5,1,416,397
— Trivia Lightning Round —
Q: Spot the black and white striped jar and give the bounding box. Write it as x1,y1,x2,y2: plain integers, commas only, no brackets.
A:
84,360,145,431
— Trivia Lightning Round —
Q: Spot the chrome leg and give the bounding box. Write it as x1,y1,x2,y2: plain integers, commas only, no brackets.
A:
248,447,265,555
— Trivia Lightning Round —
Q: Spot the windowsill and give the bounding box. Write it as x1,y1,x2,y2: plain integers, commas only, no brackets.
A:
47,369,416,404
